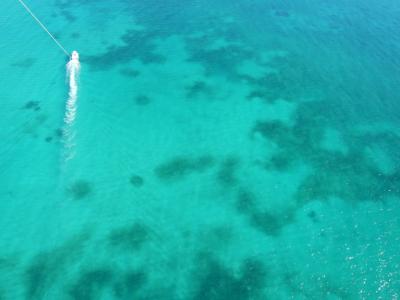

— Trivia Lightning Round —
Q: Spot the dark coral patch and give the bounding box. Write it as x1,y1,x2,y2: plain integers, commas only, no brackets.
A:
295,158,400,204
246,90,268,102
113,270,147,299
155,155,215,181
71,32,80,39
35,114,48,124
186,80,212,98
22,101,40,111
134,95,151,106
129,175,144,187
54,128,63,138
67,180,92,200
236,189,256,213
23,234,89,299
120,68,140,77
193,255,267,300
60,9,77,22
252,99,400,204
24,255,51,299
45,136,53,143
187,43,253,79
275,10,290,17
85,30,165,70
236,190,295,236
217,157,240,187
68,268,113,300
210,226,233,243
307,210,319,223
250,210,294,236
246,53,323,102
108,223,149,250
11,58,36,68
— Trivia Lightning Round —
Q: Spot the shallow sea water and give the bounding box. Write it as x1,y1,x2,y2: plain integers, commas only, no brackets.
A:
0,0,399,299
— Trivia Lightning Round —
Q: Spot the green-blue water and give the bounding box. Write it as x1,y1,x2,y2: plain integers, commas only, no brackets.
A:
1,0,399,299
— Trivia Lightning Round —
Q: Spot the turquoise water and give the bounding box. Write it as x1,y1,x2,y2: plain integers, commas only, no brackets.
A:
1,0,400,298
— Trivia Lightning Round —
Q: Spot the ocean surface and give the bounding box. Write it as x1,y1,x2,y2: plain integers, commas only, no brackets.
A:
1,0,399,299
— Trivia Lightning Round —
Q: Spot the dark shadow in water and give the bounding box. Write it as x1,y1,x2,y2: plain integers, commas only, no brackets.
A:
236,189,256,213
71,32,80,39
134,95,151,106
22,101,40,111
246,54,323,103
120,68,140,78
67,180,92,200
195,225,234,253
193,254,268,300
22,113,48,137
60,8,77,22
155,155,215,182
236,189,295,236
113,270,147,299
216,157,240,187
251,210,295,237
23,233,89,299
11,58,36,68
85,30,165,70
186,42,253,79
129,174,144,187
307,210,319,223
186,81,213,99
252,100,400,204
275,10,290,17
54,128,63,138
108,223,150,251
68,268,114,300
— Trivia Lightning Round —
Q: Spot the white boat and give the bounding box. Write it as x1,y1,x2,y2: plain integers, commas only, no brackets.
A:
71,50,79,62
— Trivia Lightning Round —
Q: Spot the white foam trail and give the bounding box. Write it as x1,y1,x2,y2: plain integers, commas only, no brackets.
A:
62,54,80,162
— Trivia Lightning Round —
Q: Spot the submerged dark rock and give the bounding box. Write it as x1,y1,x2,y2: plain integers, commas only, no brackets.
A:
193,255,268,300
11,58,36,68
236,189,256,213
54,128,63,138
68,268,113,300
71,32,80,39
85,29,165,70
250,210,294,236
307,210,318,223
130,175,144,187
186,80,212,98
217,157,240,187
113,270,147,299
108,223,150,250
67,180,92,200
252,99,400,205
134,95,151,106
23,101,40,110
23,233,90,299
236,190,295,236
24,255,51,299
60,9,77,22
275,10,290,17
120,68,140,77
155,155,215,181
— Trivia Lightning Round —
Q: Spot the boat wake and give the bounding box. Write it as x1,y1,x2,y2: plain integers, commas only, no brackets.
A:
62,51,80,162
